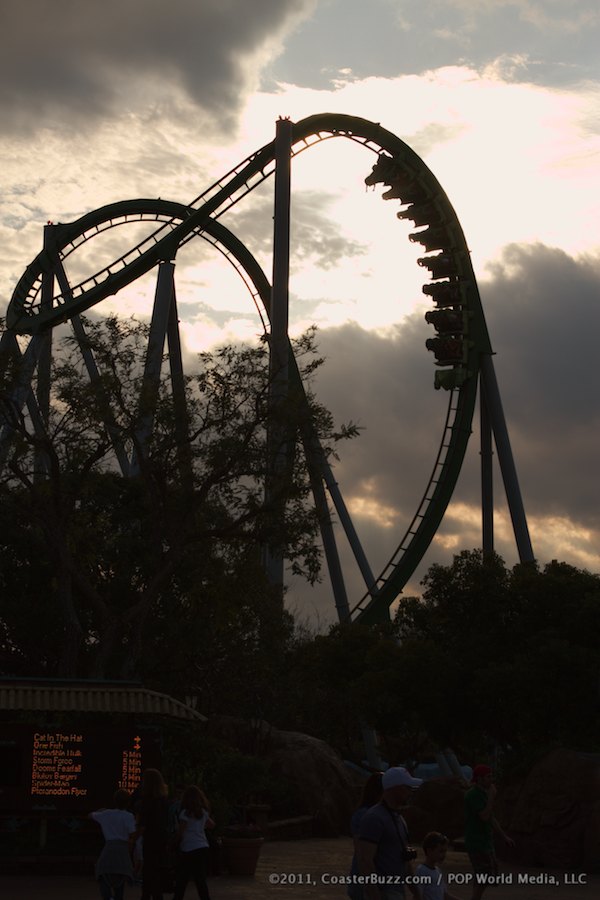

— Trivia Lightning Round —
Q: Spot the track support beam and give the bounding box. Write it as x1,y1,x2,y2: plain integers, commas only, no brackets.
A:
480,354,535,564
480,374,494,558
131,260,176,476
265,118,293,595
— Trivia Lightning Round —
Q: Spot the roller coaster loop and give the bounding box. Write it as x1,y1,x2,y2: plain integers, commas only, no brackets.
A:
1,113,533,626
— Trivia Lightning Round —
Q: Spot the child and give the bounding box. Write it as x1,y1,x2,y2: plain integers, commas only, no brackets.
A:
415,832,461,900
172,784,215,900
89,789,136,900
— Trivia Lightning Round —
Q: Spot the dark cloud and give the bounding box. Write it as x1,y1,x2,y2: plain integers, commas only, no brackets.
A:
295,242,600,621
315,318,440,515
265,0,600,89
481,244,600,528
0,0,314,135
318,243,600,531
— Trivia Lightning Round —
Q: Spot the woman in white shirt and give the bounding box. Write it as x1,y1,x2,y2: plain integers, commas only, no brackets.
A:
89,788,137,900
172,785,214,900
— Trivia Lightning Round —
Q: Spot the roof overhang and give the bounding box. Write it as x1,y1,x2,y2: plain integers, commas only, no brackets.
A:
0,680,206,721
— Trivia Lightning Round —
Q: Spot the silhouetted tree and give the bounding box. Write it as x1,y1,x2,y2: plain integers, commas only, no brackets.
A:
0,316,356,691
272,550,600,759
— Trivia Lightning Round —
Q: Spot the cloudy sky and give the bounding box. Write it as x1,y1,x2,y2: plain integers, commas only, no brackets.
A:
1,0,599,624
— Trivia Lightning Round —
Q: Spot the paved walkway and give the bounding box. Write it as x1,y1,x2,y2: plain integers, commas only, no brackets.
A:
1,839,598,899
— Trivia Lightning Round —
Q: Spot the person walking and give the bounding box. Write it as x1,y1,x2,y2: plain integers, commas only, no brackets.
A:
464,764,514,900
356,766,423,900
89,789,136,900
348,772,384,899
414,832,460,900
136,768,170,900
172,785,215,900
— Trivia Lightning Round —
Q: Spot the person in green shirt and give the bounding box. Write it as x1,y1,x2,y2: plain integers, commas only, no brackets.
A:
464,765,514,900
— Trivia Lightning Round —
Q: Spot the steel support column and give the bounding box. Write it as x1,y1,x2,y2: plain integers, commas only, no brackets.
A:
320,462,379,603
300,425,351,621
480,371,494,558
480,354,535,563
0,334,46,468
166,283,193,487
33,225,57,476
131,260,175,475
265,118,293,592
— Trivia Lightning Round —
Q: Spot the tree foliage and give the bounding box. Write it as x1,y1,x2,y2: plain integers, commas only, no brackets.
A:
393,551,600,755
2,315,599,763
0,316,355,692
273,550,600,762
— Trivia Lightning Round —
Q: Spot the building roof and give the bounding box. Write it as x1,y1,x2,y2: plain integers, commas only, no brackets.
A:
0,680,206,721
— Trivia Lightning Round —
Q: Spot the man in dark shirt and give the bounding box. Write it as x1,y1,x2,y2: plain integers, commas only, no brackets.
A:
356,766,423,900
464,764,514,900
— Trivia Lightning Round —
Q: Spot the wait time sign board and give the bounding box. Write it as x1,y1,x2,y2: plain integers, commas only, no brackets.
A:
0,725,161,811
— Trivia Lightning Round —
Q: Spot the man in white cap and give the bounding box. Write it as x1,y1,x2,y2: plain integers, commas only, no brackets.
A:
356,766,422,900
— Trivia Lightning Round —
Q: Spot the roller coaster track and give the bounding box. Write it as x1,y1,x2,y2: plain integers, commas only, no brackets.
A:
4,113,494,626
